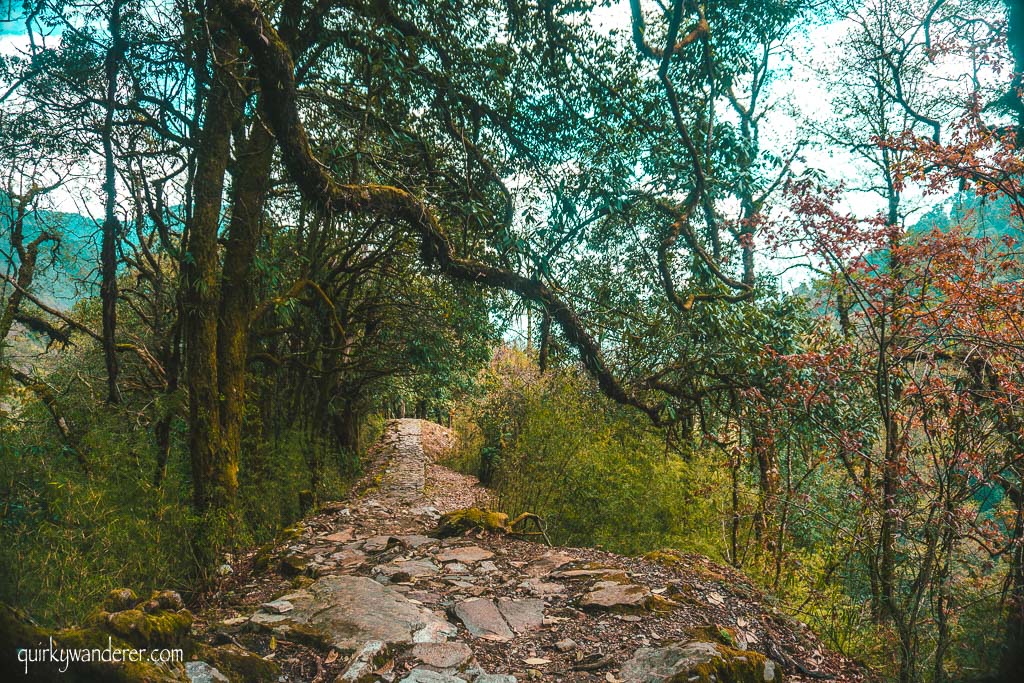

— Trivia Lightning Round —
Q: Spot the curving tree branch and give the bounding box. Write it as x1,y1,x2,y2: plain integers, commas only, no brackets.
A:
215,0,663,424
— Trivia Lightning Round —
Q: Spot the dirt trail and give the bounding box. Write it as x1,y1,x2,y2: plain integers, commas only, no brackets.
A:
191,419,865,683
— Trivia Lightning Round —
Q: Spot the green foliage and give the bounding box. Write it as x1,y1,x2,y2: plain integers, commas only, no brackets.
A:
0,404,195,627
0,328,363,626
451,347,728,558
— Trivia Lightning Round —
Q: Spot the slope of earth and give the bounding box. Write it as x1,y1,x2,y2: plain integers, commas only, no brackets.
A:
191,419,867,683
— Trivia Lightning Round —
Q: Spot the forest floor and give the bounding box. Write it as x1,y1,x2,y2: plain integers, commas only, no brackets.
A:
190,419,868,683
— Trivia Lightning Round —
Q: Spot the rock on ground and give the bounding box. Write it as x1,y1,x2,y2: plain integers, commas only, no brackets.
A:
620,640,780,683
250,575,456,651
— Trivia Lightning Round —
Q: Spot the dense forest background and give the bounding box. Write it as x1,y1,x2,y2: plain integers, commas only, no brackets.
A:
1,0,1023,681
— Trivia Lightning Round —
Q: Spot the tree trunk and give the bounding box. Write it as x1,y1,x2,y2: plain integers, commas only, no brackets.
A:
100,0,126,404
1000,480,1024,682
216,109,275,478
183,27,240,515
334,398,361,454
1006,0,1024,147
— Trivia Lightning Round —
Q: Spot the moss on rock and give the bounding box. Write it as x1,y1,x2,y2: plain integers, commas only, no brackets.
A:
103,589,140,613
622,640,782,683
644,549,686,566
679,642,778,683
279,552,311,576
691,624,739,648
196,644,279,682
435,507,511,536
103,608,193,650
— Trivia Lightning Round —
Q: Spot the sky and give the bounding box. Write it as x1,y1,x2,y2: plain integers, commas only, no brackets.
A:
1,0,24,35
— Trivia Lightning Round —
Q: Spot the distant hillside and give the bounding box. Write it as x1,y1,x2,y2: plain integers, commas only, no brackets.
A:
1,193,102,310
908,190,1022,241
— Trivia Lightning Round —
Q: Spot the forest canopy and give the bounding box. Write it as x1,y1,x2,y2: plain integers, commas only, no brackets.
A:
1,0,1023,681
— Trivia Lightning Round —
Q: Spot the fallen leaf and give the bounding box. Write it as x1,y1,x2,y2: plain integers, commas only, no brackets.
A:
324,650,339,664
524,658,550,666
269,636,277,651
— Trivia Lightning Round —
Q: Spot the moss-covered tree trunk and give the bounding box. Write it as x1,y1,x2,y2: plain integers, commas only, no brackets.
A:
217,108,275,481
183,26,240,518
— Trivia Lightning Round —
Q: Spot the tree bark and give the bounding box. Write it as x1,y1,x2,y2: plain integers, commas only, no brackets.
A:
334,398,361,454
216,109,275,480
100,0,126,404
1006,0,1024,147
999,478,1024,683
183,24,241,514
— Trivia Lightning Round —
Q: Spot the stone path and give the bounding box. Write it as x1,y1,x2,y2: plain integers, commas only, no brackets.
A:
190,419,863,683
377,420,428,506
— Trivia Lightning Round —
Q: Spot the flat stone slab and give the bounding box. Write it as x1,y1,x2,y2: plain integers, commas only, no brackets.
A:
376,559,440,583
329,548,367,570
259,599,293,614
496,598,544,633
436,546,495,564
550,568,630,582
411,641,474,670
321,529,355,543
518,579,565,596
398,534,438,549
186,661,229,683
401,669,468,683
579,584,651,613
525,552,576,577
362,535,396,553
250,575,455,652
452,598,514,642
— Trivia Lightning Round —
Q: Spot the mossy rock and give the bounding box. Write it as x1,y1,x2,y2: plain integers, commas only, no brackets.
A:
291,575,315,589
103,589,140,613
252,543,277,572
102,608,193,650
196,644,279,682
573,561,614,570
644,549,686,566
678,642,778,683
691,624,739,648
435,507,511,536
279,552,311,576
648,594,681,613
279,523,305,542
622,640,781,683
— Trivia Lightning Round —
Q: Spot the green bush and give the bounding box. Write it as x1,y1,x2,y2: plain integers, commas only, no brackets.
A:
450,347,730,558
